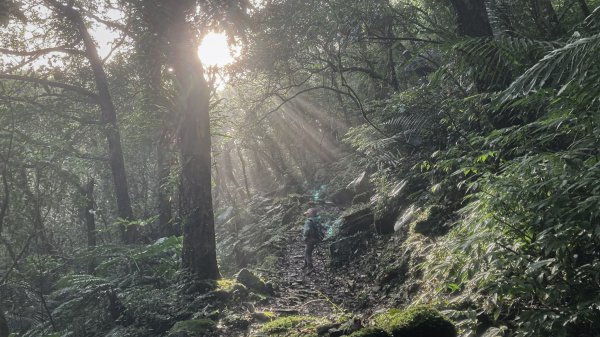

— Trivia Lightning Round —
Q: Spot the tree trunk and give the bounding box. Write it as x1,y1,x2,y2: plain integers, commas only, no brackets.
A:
0,307,8,337
530,0,564,37
169,3,219,279
235,146,251,198
578,0,591,17
82,179,96,248
448,0,494,37
45,0,137,243
157,131,174,237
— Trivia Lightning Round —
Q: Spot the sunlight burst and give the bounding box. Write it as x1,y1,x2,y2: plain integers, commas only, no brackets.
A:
198,32,234,67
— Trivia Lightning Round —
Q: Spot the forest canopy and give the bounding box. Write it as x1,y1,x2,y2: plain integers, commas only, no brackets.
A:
0,0,599,336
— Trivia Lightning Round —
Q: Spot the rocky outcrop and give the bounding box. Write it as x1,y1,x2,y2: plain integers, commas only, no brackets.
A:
337,207,374,237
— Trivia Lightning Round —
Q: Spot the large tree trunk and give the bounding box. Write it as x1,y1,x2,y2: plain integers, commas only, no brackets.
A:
0,307,8,337
46,0,137,243
530,0,564,37
448,0,494,37
168,3,219,279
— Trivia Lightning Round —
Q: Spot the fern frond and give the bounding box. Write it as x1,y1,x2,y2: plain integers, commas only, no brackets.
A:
502,33,600,101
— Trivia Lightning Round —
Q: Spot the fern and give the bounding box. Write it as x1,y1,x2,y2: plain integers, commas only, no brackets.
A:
502,33,600,100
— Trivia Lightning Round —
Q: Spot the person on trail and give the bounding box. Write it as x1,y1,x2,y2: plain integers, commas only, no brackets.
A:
302,208,322,271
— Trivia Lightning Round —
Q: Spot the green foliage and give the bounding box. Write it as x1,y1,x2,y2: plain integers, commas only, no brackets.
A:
423,24,600,337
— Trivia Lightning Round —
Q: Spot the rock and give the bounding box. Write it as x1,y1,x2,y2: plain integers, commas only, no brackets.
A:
168,319,217,337
374,306,456,337
222,313,251,330
331,188,355,206
338,207,374,237
374,207,398,235
413,205,447,236
316,322,342,335
252,311,275,322
329,232,369,267
348,327,391,337
352,192,372,205
394,205,416,232
328,317,362,336
235,269,273,295
346,171,373,194
376,261,408,286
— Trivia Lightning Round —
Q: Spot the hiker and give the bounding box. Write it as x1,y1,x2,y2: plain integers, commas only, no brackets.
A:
302,208,322,271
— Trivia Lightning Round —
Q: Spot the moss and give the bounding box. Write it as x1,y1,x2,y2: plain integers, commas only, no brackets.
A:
216,278,237,291
373,306,456,337
259,315,326,336
261,254,280,271
170,319,216,334
348,327,391,337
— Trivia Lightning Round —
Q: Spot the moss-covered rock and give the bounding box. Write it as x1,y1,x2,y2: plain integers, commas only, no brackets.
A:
236,268,273,294
259,315,326,337
373,306,456,337
348,327,391,337
169,319,217,337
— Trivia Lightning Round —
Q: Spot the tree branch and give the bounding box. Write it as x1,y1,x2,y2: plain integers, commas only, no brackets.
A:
0,74,99,102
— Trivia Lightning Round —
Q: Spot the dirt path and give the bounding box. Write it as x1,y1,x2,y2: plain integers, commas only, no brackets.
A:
269,232,342,317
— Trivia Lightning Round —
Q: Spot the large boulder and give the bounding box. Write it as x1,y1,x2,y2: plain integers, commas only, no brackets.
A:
235,269,273,295
337,207,374,237
330,188,355,206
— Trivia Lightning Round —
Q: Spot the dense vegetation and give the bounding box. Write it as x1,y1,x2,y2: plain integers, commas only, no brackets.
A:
0,0,599,336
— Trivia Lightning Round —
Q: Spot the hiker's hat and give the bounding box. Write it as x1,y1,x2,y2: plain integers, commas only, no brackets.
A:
304,208,318,216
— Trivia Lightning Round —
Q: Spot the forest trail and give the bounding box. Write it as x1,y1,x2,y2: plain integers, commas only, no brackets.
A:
268,234,341,317
246,220,356,335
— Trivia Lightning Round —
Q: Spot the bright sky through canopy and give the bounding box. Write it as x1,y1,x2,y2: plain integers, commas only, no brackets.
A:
198,32,235,67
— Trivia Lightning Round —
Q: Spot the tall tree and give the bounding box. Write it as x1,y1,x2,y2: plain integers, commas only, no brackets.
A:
43,0,138,243
166,1,219,279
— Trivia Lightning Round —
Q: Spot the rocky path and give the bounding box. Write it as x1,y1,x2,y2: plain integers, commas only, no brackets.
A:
269,232,342,317
254,222,370,322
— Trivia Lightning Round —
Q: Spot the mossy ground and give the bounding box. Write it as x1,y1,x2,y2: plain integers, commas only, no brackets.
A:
258,315,329,337
170,319,216,334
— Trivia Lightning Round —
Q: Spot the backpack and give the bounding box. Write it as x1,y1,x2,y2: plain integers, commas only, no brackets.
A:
305,218,324,242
